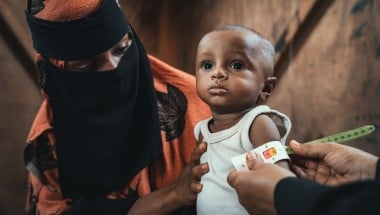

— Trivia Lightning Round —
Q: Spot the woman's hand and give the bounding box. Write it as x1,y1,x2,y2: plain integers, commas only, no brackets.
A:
174,142,209,205
128,142,209,215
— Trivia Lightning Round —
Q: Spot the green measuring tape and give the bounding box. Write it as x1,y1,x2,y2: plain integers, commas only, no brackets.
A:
285,125,376,154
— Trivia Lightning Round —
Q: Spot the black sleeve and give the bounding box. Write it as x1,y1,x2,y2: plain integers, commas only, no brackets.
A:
376,158,380,179
274,176,380,215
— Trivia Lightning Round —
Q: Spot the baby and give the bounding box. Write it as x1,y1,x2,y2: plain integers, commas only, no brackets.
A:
194,25,291,214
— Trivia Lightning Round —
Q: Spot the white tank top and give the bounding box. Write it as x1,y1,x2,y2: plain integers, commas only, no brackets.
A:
194,105,291,215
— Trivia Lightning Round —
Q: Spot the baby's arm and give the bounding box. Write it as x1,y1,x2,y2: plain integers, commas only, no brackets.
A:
250,114,290,169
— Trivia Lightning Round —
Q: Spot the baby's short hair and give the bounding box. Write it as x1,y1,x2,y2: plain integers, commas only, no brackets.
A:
216,24,275,71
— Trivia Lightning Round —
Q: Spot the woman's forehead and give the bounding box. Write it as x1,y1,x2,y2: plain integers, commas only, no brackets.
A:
26,0,130,61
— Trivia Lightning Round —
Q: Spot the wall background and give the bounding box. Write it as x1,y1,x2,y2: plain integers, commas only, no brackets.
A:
0,0,379,214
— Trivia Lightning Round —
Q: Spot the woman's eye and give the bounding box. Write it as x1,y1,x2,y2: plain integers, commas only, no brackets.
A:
230,61,243,70
113,46,129,57
201,62,213,70
80,63,97,72
66,61,96,72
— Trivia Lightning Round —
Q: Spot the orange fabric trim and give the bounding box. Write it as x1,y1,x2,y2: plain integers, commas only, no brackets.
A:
26,100,53,143
148,55,198,93
35,0,102,21
148,55,211,189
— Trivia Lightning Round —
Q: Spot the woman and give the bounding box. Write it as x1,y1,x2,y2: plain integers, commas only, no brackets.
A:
24,0,210,214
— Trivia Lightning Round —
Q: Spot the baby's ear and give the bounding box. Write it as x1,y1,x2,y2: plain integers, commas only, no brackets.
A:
259,76,277,101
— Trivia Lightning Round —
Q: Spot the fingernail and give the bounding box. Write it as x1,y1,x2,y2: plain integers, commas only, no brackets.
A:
199,142,205,149
247,152,257,160
291,140,300,147
201,163,208,171
196,184,203,191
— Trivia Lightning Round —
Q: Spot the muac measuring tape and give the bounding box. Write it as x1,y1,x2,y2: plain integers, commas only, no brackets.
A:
285,124,375,154
231,125,376,171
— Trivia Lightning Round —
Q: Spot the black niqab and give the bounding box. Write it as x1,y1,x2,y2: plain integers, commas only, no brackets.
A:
25,0,162,199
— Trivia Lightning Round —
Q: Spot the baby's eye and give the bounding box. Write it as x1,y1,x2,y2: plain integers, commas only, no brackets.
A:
229,61,243,70
201,61,213,70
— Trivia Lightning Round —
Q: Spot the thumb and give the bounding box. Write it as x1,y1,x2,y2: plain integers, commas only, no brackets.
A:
290,140,314,157
290,140,328,159
227,170,238,187
246,151,263,170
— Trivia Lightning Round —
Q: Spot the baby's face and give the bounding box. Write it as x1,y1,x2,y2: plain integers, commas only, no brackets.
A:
195,30,267,114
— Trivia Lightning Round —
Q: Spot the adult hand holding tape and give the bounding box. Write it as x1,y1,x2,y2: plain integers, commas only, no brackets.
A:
231,125,375,171
231,141,290,171
227,151,295,215
285,124,375,154
227,126,380,215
